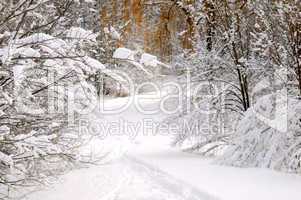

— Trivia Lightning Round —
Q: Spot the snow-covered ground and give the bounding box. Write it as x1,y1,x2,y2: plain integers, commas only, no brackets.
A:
129,138,301,200
24,157,215,200
23,93,301,200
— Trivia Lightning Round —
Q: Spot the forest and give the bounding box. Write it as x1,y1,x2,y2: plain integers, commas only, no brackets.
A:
0,0,300,199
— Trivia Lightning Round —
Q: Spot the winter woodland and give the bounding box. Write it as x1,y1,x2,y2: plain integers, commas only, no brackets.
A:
0,0,300,199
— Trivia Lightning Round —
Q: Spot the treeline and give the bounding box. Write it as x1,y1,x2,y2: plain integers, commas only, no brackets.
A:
165,0,301,172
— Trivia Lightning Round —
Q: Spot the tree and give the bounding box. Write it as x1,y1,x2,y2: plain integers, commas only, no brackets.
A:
0,1,108,197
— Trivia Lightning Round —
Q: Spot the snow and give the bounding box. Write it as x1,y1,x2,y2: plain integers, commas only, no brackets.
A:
113,48,135,61
5,48,32,64
130,137,301,200
0,125,10,136
21,93,216,200
15,33,66,49
1,32,71,65
65,27,97,41
23,157,215,200
0,151,13,166
252,78,270,94
102,69,128,83
218,94,301,172
17,47,41,57
123,94,301,200
139,52,172,69
2,92,13,105
128,60,153,77
84,56,106,70
20,92,301,200
0,48,8,63
140,53,158,67
113,48,165,76
104,26,121,40
13,63,28,85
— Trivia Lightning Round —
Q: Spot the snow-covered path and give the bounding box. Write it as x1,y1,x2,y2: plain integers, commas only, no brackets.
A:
23,93,301,200
25,157,215,200
22,93,217,200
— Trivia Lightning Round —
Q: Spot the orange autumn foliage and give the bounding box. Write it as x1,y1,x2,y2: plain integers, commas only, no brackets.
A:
100,0,196,60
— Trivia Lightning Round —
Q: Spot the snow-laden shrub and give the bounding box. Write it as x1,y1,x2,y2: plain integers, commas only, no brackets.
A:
218,94,301,173
162,51,243,155
163,95,238,155
0,1,108,196
0,29,106,197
